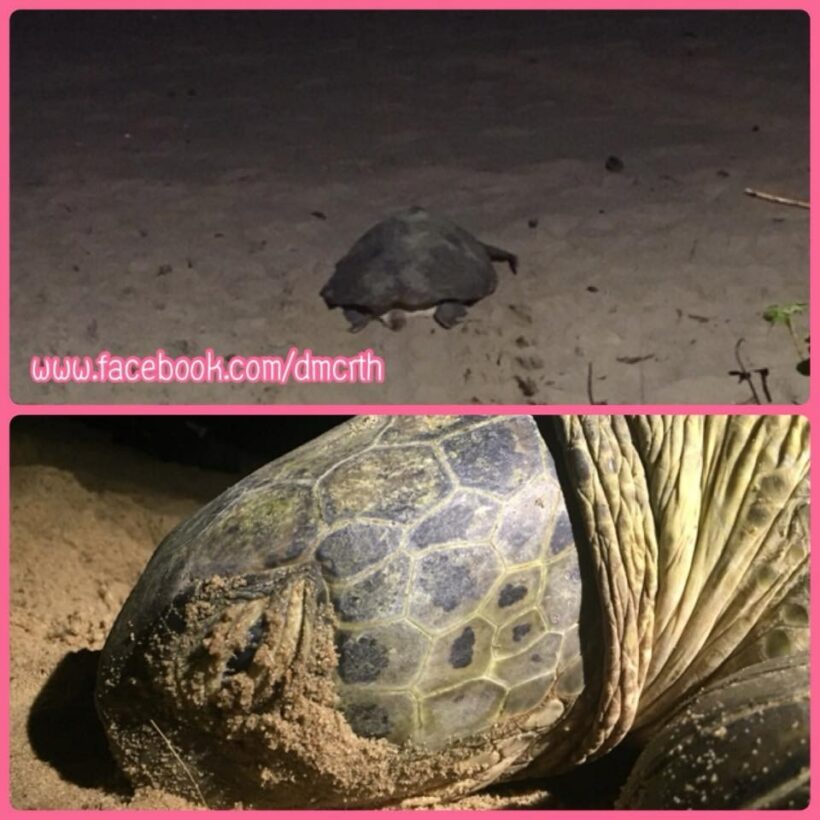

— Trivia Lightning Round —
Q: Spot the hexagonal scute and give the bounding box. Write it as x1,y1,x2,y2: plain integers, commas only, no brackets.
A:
494,476,559,564
409,490,500,550
502,674,556,718
378,416,484,444
483,566,544,626
409,544,501,631
257,416,390,483
198,483,318,575
420,679,506,747
316,522,403,579
440,417,543,495
318,446,451,524
335,622,429,687
417,617,495,694
493,609,548,655
329,553,411,623
493,632,563,686
339,690,418,744
541,546,584,632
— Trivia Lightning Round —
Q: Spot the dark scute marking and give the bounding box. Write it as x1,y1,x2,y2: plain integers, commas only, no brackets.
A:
225,615,266,676
336,635,389,683
549,511,574,555
418,553,476,612
531,653,542,663
449,627,475,668
316,523,401,578
333,555,410,622
344,702,392,739
498,583,528,608
512,623,531,642
442,421,534,493
411,502,476,549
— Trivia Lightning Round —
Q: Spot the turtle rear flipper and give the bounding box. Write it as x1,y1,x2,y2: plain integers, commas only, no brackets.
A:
482,243,518,274
619,655,809,809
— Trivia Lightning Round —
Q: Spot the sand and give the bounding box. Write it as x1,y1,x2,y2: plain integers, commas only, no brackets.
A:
11,11,809,405
9,419,233,809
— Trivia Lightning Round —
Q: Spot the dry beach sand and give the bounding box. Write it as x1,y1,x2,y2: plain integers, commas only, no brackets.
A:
10,421,224,808
10,418,641,810
10,11,809,405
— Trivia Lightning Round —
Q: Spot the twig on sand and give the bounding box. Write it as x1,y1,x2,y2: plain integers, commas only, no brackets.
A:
744,188,809,209
149,718,208,808
756,368,773,403
728,338,769,405
587,362,608,405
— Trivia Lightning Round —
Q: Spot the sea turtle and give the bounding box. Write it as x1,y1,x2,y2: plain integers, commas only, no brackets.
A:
95,415,809,809
319,207,518,331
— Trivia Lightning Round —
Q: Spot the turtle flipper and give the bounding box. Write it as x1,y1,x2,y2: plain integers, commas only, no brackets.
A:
618,655,809,809
343,308,372,333
482,243,518,274
434,301,468,329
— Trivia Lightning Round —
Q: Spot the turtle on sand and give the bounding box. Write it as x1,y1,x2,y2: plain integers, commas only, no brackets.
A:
95,415,809,809
320,207,518,331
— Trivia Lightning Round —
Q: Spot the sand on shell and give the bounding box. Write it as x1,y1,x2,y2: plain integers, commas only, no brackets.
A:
11,11,809,405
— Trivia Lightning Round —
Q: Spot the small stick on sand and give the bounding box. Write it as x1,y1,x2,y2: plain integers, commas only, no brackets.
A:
743,188,809,209
149,719,208,807
728,338,763,405
586,362,608,405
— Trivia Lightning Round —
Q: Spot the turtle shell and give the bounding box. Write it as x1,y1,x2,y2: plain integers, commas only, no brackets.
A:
321,207,501,314
95,416,588,807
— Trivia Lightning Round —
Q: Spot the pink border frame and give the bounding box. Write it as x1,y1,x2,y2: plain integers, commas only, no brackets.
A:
0,1,816,816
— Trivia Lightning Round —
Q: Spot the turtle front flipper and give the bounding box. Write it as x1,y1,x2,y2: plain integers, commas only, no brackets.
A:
482,243,518,274
433,301,468,329
618,654,809,809
549,415,810,770
343,307,372,333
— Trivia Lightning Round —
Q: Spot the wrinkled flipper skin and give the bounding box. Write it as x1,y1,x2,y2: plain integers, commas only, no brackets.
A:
618,655,809,809
530,415,810,775
434,302,468,329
